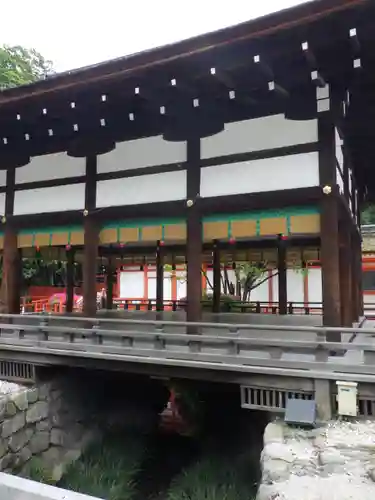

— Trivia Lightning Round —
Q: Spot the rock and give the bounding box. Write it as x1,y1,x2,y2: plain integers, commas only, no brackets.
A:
262,442,294,463
26,401,48,423
320,449,347,466
262,458,291,483
41,446,61,466
14,446,32,468
50,429,64,446
0,453,13,471
12,391,29,411
38,384,51,401
0,400,6,423
0,439,8,458
29,431,50,454
36,420,52,432
263,422,284,446
4,401,16,418
2,412,26,438
369,468,375,482
26,388,39,404
8,428,33,453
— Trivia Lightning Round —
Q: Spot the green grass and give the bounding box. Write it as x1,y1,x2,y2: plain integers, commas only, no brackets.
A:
58,430,147,500
165,447,258,500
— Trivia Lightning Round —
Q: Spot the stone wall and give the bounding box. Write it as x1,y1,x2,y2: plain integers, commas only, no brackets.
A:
257,419,375,500
0,377,98,481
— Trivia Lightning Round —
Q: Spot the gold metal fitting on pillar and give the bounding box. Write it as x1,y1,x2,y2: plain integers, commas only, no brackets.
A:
186,199,194,208
1,216,6,224
322,185,332,195
83,209,89,217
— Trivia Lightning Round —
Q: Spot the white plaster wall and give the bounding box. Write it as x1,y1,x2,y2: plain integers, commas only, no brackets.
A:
0,192,5,215
287,269,304,303
16,153,86,184
148,276,172,301
0,171,7,187
13,184,85,216
201,115,317,159
96,170,186,208
250,279,270,302
200,153,319,198
119,272,144,299
97,136,186,174
307,268,322,304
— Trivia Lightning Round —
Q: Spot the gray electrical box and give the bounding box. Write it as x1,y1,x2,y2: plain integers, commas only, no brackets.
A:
284,398,316,428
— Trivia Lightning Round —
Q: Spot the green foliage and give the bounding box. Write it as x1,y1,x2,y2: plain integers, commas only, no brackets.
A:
59,430,147,500
166,451,257,500
362,204,375,225
24,457,55,485
0,45,52,89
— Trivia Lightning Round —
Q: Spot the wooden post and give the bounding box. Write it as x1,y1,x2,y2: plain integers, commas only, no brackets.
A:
83,154,98,317
106,257,114,310
339,221,352,327
277,236,287,315
212,241,221,313
156,242,164,312
318,86,341,337
186,136,202,325
2,226,21,314
1,166,21,314
351,231,363,319
66,248,75,313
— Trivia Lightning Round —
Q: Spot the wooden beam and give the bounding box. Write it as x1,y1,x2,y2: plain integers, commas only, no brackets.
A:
106,257,114,310
318,89,341,335
83,154,98,317
65,248,75,313
156,241,164,313
212,240,221,313
339,221,352,326
186,135,202,326
277,236,287,315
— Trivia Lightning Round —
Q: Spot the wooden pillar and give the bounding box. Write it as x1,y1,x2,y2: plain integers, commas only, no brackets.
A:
65,248,75,313
1,166,21,314
277,236,287,315
156,242,164,312
318,86,341,336
106,257,114,310
83,154,98,317
186,136,202,324
2,227,21,314
212,241,221,313
339,222,352,326
351,231,363,319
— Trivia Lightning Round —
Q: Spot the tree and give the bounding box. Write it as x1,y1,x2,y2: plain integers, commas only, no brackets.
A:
0,45,52,90
362,204,375,225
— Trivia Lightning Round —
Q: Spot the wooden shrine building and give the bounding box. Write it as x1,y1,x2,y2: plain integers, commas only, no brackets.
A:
0,0,374,329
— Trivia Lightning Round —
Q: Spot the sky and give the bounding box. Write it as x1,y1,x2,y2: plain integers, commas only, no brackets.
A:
1,0,305,73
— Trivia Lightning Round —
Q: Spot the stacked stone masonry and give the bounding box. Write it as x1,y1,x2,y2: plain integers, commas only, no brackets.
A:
0,379,96,481
257,420,375,500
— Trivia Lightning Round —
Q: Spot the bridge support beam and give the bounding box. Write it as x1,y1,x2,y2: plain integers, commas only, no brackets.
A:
186,136,202,326
314,379,332,421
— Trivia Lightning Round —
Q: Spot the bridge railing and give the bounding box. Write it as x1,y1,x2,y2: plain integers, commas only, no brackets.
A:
0,313,374,383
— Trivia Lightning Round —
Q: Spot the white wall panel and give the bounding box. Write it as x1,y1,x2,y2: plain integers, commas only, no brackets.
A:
16,153,85,184
119,272,144,299
13,184,85,216
200,153,319,198
0,193,5,215
335,128,344,170
307,268,322,304
201,115,317,159
0,171,7,187
250,279,270,302
96,170,186,208
97,136,186,174
336,167,344,194
287,270,304,303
